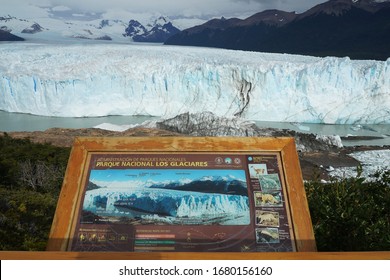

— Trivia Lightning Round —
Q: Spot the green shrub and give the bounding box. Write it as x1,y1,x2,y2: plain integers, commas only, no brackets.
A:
0,134,69,250
0,134,70,193
0,187,58,250
305,169,390,251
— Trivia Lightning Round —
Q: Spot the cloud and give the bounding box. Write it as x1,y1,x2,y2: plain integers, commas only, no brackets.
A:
52,5,72,12
4,0,327,19
47,0,259,17
50,0,325,18
231,0,325,13
2,0,51,18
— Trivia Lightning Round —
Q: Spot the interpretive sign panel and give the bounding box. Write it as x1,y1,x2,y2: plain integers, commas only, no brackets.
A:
47,137,316,253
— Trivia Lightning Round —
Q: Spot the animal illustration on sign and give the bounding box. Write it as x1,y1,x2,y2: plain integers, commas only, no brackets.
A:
259,174,281,191
256,211,279,227
261,193,279,205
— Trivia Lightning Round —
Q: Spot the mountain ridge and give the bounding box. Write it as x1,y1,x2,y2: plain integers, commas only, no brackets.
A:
0,13,181,42
124,16,181,43
165,0,390,60
0,29,24,41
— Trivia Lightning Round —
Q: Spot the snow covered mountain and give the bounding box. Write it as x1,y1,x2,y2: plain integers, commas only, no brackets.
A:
1,43,389,124
123,20,147,38
123,16,180,42
0,13,181,42
0,14,121,41
20,23,44,34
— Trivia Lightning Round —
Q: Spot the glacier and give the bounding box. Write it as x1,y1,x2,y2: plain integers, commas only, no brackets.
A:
1,42,389,124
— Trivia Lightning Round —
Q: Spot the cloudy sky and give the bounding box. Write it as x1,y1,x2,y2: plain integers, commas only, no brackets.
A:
4,0,327,19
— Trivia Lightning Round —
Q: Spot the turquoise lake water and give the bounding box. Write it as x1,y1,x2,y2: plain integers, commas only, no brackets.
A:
1,110,389,146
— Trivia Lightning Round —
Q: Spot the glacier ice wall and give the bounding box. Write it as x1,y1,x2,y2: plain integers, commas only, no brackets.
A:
1,43,389,124
83,187,250,225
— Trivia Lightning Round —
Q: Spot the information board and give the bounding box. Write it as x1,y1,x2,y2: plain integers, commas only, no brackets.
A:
47,137,316,253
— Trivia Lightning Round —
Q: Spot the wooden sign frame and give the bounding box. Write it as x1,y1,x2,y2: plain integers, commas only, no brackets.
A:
47,137,316,254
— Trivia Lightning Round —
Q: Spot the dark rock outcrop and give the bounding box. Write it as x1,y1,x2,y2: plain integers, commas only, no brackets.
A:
156,112,343,152
0,29,24,41
123,16,180,43
21,23,43,34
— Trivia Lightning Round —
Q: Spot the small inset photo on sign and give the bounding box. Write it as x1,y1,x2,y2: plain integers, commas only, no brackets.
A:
248,164,268,178
254,191,282,207
253,191,262,207
255,210,280,227
258,174,281,192
256,228,280,244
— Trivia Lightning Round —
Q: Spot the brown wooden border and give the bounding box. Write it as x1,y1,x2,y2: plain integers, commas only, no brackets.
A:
46,137,316,254
2,251,390,260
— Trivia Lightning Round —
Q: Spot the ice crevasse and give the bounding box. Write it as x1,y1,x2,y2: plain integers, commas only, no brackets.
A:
0,43,389,124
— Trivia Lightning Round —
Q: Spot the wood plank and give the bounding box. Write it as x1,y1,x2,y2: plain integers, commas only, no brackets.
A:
1,251,389,260
281,138,317,252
